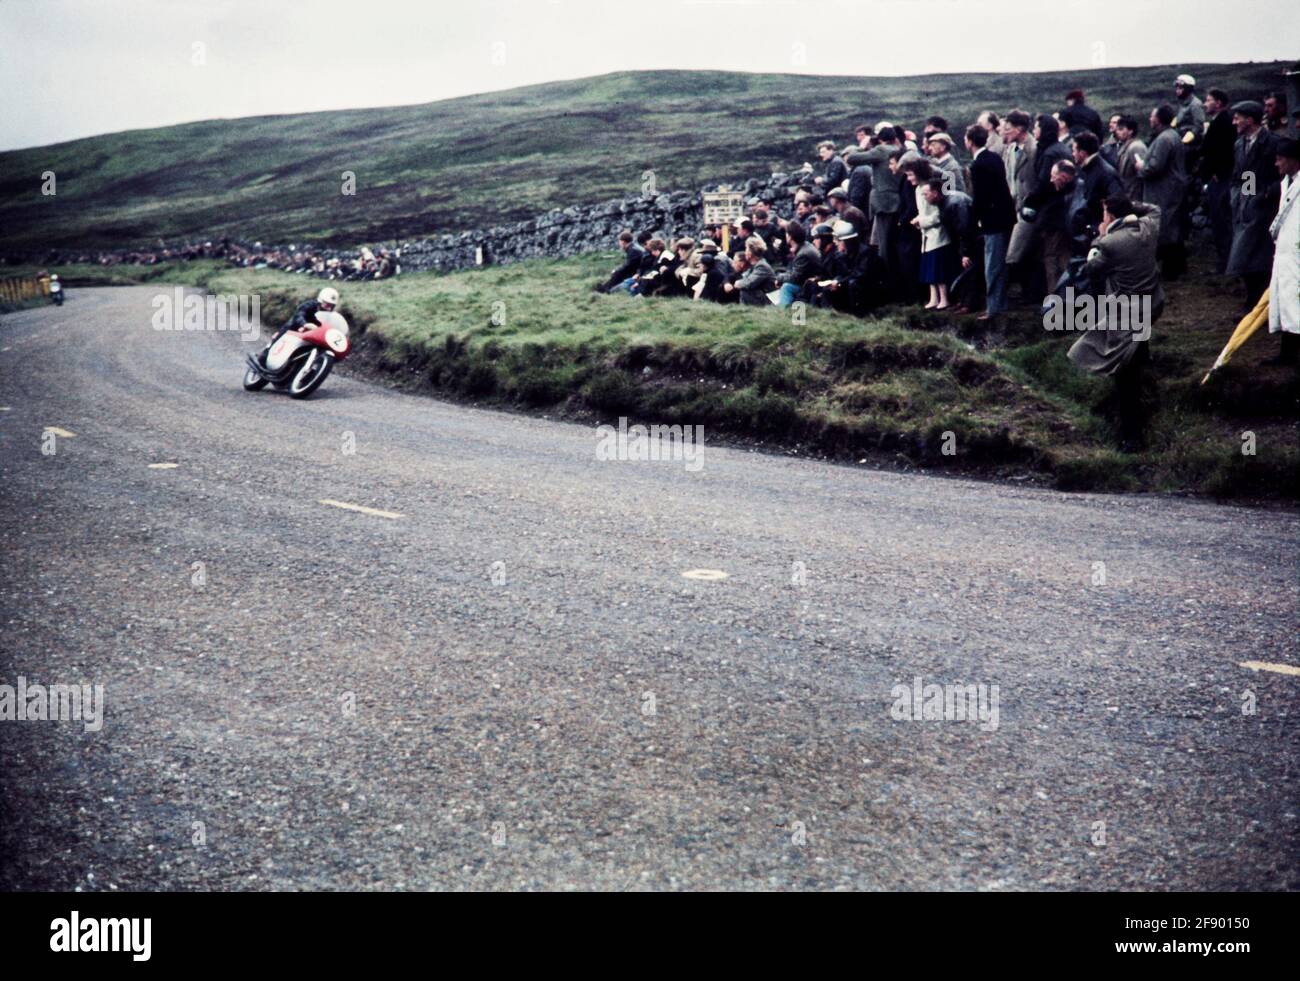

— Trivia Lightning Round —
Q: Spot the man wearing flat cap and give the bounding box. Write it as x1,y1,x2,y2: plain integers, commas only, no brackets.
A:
1265,137,1300,365
925,133,966,194
1227,100,1283,306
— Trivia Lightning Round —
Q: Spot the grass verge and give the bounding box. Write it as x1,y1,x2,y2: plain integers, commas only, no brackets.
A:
11,252,1296,501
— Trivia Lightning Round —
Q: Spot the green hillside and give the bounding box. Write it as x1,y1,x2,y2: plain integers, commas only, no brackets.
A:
0,62,1289,251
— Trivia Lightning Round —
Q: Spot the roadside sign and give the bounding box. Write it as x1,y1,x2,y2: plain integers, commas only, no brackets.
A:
702,190,745,227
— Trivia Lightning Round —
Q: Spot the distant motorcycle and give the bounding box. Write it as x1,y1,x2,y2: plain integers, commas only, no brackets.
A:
243,310,350,399
49,278,64,306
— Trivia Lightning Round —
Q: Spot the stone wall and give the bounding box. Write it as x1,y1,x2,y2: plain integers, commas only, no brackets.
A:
395,171,809,273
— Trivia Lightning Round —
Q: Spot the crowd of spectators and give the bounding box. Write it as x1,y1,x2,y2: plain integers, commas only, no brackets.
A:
595,74,1300,450
26,239,401,281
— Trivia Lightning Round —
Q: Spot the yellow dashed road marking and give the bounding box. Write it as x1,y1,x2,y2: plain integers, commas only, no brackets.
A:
682,569,729,581
148,463,179,470
43,426,75,437
1240,660,1300,677
319,499,403,520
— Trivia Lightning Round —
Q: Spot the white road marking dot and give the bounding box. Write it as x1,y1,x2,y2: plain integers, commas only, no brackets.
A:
1239,660,1300,677
682,569,729,581
148,463,179,470
319,499,403,520
43,426,75,437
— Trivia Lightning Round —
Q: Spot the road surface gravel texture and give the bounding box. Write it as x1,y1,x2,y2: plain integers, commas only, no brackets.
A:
1,288,1296,891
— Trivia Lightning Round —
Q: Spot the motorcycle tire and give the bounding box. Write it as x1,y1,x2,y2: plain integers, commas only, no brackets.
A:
288,350,334,399
242,365,268,391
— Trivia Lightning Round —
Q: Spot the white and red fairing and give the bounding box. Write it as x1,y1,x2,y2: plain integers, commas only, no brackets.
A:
265,310,351,370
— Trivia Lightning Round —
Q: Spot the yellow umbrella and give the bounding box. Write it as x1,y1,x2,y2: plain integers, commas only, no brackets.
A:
1202,288,1270,384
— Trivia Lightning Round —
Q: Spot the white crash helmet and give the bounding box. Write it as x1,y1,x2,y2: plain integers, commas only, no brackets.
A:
316,286,340,308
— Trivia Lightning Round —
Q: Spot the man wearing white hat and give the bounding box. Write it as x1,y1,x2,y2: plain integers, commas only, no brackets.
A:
1174,74,1206,145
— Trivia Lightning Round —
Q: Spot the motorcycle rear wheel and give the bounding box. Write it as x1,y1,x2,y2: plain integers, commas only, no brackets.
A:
242,365,268,391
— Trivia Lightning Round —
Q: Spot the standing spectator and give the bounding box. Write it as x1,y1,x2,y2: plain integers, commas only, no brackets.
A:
1072,132,1123,246
1264,92,1297,139
847,148,874,215
1102,114,1124,168
1265,138,1300,364
1113,115,1148,201
815,140,849,190
925,133,966,193
1003,110,1040,285
977,111,1004,156
965,124,1017,320
1022,115,1074,292
911,167,957,310
1173,74,1207,145
922,116,949,142
1227,101,1282,305
1200,88,1237,274
1061,89,1104,139
1068,194,1164,451
846,126,904,265
1137,105,1188,279
892,150,923,301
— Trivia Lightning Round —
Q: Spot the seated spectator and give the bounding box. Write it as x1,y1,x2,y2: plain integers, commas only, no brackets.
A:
820,220,884,315
827,188,870,239
630,238,667,295
598,231,645,293
693,250,728,303
725,237,776,305
775,219,823,307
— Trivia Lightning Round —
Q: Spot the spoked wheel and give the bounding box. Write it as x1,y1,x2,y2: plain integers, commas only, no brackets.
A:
288,349,334,399
243,364,268,391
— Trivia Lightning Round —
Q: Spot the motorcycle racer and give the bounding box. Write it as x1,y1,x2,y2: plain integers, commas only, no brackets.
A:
259,286,340,364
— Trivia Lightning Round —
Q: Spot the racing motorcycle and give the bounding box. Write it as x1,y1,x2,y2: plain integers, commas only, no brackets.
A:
243,310,350,399
49,276,64,306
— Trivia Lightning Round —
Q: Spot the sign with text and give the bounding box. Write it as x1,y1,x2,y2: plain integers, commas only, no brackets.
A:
702,191,745,227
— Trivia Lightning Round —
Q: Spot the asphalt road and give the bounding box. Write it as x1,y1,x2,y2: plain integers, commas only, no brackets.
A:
1,288,1296,891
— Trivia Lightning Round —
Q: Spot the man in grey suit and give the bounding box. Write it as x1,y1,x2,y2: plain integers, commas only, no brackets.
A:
846,126,905,283
1137,104,1188,279
1002,111,1040,285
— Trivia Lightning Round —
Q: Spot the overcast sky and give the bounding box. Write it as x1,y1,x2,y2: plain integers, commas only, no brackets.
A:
1,0,1294,150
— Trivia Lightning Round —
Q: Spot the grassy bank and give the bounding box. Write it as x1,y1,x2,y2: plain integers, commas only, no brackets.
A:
18,253,1298,501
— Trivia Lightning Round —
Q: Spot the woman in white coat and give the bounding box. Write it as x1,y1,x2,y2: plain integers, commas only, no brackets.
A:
1267,137,1300,365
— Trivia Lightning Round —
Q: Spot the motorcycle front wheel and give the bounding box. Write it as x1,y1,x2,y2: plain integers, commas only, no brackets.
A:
288,350,334,399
